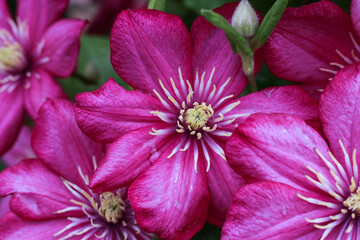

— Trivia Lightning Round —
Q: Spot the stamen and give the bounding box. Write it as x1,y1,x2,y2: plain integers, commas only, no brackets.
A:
150,110,174,123
335,49,353,64
350,32,360,54
98,192,125,224
329,62,344,69
203,66,216,98
297,193,339,208
212,94,234,109
169,77,182,101
212,77,231,103
319,68,338,75
178,67,187,94
351,50,360,62
153,89,173,111
159,79,181,109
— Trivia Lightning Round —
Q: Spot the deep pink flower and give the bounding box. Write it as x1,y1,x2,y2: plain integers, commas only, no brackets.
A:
223,63,360,239
75,4,320,239
0,100,152,240
2,125,35,167
264,0,360,99
0,0,86,155
0,125,35,218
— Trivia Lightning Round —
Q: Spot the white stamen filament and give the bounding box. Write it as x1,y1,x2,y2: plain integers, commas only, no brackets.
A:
298,141,360,239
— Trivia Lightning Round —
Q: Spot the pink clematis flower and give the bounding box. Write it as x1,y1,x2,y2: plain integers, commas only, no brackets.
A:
264,0,360,99
0,0,86,155
2,125,35,167
0,100,152,240
223,62,360,239
0,125,35,218
75,4,320,239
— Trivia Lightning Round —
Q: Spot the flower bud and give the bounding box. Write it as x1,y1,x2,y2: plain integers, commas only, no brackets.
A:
231,0,259,38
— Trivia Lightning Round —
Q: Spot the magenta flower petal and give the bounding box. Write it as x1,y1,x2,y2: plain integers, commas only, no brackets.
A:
265,1,355,92
0,159,77,220
221,182,335,240
129,147,209,240
110,9,192,95
75,78,166,142
320,63,360,165
0,88,24,155
206,150,245,226
191,2,256,98
226,113,332,191
16,0,69,42
2,126,35,167
0,0,11,30
90,125,174,192
298,81,329,101
39,19,86,78
23,70,67,119
32,99,103,188
0,212,71,240
235,85,320,130
351,0,360,37
0,196,10,218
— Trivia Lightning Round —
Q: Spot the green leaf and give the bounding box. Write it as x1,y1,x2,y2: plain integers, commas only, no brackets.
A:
200,9,252,56
184,0,234,14
250,0,289,51
148,0,167,11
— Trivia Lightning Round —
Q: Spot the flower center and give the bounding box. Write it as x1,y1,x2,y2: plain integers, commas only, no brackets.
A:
184,102,214,131
98,192,125,224
344,188,360,216
0,30,26,72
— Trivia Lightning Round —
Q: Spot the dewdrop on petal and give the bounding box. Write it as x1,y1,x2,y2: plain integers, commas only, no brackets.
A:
231,0,259,38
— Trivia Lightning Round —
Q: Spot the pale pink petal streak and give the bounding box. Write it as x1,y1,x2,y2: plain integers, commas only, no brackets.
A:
75,78,168,143
17,0,69,42
23,69,67,119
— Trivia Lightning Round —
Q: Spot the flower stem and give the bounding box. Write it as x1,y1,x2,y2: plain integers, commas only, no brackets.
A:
242,54,257,92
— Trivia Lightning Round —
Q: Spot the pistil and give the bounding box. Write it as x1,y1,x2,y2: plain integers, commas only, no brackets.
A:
98,192,126,224
184,102,214,131
344,188,360,216
0,30,26,72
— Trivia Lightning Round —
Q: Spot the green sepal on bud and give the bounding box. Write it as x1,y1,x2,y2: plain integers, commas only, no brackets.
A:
201,9,253,56
148,0,166,11
250,0,289,51
231,0,259,38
